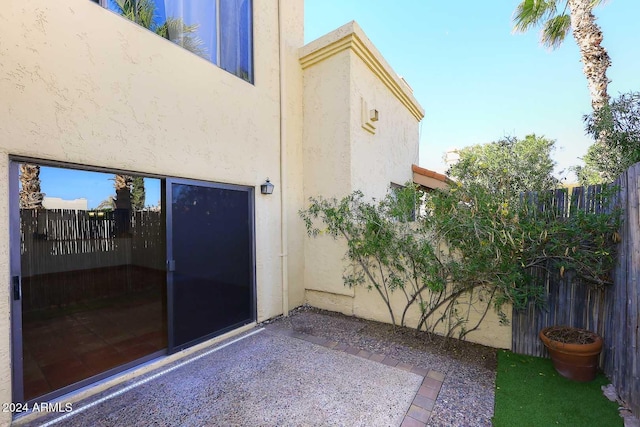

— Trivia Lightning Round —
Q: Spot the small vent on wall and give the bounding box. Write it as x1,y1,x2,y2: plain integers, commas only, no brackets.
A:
361,97,377,135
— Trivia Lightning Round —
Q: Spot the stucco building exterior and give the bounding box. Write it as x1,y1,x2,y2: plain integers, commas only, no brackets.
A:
0,0,508,424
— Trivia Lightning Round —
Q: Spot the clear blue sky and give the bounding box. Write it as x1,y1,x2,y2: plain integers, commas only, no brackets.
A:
305,0,640,181
35,1,640,206
39,167,161,209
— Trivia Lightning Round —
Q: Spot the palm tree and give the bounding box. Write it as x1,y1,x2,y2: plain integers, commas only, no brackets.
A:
113,174,133,210
112,174,133,236
96,197,116,211
19,164,45,209
111,0,207,58
513,0,611,112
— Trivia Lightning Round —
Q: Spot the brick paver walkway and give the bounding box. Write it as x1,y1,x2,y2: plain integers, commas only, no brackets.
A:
273,329,444,427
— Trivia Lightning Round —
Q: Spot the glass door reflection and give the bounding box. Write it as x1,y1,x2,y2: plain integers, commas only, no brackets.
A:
16,163,167,401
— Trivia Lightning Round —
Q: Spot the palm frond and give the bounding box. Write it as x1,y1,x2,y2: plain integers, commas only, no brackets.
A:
541,14,571,49
113,0,208,59
156,17,208,59
113,0,157,30
135,0,155,29
513,0,559,33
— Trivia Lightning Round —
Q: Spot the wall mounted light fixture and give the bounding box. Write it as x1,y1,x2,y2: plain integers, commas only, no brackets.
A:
361,98,377,134
260,178,274,195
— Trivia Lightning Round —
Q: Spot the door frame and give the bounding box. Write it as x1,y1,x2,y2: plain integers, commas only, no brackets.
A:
9,161,24,403
166,177,257,354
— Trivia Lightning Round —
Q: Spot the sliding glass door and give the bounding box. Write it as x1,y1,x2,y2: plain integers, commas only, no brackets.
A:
167,179,255,351
11,161,256,404
11,162,167,402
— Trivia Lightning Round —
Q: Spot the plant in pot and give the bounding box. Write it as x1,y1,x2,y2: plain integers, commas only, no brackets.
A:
521,188,619,382
540,325,603,382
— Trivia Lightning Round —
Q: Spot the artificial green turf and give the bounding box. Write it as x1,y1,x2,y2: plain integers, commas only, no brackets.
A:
493,350,622,427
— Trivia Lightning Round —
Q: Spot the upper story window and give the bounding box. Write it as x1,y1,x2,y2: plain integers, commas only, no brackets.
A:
101,0,253,83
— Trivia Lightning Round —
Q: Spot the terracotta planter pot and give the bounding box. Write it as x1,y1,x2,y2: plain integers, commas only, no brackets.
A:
539,326,603,382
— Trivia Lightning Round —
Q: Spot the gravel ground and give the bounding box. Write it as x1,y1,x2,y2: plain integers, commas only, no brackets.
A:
21,328,423,427
19,322,423,427
18,305,496,427
264,305,497,427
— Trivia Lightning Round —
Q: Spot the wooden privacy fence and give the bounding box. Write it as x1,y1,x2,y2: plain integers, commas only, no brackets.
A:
20,209,165,311
512,162,640,416
21,209,164,276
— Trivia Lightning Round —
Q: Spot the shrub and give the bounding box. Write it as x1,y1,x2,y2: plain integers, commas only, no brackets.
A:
300,183,620,340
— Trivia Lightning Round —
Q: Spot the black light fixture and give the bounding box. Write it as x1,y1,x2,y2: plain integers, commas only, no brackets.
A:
260,178,274,195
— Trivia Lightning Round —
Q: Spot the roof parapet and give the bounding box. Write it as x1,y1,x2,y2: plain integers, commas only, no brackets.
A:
300,21,425,122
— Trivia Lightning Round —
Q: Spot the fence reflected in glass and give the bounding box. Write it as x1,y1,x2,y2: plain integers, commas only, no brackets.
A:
18,164,166,401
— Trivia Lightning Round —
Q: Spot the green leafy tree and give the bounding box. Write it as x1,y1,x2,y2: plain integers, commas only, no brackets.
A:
131,176,146,211
573,142,622,185
513,0,611,112
445,134,559,202
574,91,640,184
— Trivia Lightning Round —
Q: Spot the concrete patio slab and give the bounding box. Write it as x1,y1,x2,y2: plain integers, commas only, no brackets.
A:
20,328,423,426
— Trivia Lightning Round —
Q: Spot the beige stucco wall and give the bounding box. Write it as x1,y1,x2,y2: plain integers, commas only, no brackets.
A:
347,45,419,199
352,285,512,349
300,21,423,303
301,46,354,298
280,0,306,311
299,21,423,307
0,0,303,422
299,22,511,349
